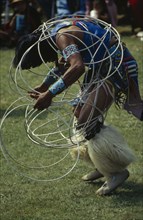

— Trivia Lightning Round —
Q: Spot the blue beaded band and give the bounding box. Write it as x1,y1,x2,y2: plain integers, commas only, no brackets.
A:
49,78,66,95
62,44,79,61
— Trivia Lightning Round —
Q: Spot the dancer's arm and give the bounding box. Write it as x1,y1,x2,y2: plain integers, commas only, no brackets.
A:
34,27,85,110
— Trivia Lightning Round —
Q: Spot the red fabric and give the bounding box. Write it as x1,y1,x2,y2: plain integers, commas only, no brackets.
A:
128,0,138,6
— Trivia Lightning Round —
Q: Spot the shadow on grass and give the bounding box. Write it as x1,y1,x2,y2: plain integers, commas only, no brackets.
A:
81,179,143,204
0,108,25,118
118,180,143,195
110,180,143,207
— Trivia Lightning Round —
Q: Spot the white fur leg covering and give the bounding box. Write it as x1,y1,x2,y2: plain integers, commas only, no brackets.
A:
69,130,93,165
87,125,136,177
69,143,93,165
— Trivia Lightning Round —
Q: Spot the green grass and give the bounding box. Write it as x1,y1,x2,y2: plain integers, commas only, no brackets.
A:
0,31,143,220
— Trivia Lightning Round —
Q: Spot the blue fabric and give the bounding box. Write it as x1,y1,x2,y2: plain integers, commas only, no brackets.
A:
56,0,70,16
50,21,72,39
56,0,86,16
16,15,25,32
74,21,111,68
51,20,111,69
122,47,138,86
100,44,139,92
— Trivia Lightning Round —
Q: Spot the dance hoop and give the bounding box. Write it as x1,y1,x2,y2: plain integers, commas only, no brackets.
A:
1,15,124,181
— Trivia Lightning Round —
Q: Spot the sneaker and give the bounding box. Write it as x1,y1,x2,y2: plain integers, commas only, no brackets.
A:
96,169,129,195
136,31,143,38
82,169,103,182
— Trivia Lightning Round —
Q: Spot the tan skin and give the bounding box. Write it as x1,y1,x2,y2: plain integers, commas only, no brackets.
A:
33,26,86,110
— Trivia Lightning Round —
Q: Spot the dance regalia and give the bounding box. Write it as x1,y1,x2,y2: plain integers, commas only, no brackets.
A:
50,20,139,106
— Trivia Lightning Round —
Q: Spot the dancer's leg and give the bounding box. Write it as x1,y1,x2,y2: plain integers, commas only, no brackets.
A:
77,81,114,140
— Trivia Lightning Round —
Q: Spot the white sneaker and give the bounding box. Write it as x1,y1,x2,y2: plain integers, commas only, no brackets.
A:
136,31,143,37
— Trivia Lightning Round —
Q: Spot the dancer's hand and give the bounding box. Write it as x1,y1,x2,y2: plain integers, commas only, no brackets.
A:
34,91,54,110
28,83,48,99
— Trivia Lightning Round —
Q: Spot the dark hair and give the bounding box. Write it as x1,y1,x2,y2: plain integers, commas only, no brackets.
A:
13,32,57,69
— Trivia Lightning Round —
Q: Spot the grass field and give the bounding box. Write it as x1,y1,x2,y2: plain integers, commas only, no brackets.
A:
0,27,143,220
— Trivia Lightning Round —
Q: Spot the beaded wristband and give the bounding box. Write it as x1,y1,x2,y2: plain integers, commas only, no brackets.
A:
49,78,66,95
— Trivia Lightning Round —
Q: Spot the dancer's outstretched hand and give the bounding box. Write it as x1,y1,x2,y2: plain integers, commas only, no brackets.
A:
28,83,48,99
28,90,39,99
34,91,54,110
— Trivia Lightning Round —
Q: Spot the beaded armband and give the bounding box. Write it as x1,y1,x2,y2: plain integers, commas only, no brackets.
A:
62,44,79,61
49,78,66,95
